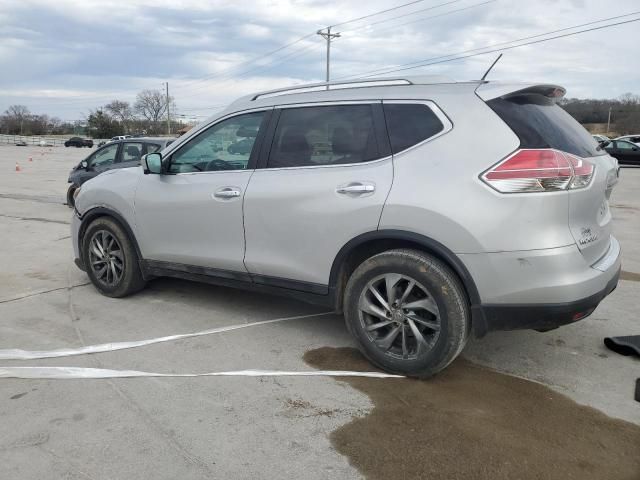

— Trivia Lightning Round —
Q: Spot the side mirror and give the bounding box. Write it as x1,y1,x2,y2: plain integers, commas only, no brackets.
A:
80,160,89,169
142,152,163,174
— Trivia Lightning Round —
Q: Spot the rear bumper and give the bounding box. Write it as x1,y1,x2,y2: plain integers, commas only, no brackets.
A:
473,266,619,335
462,236,622,336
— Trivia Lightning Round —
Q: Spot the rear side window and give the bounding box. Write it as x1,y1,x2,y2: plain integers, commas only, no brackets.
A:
383,104,444,154
488,95,604,157
268,105,380,168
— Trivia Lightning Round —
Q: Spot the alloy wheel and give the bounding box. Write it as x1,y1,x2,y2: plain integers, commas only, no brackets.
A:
358,273,441,360
88,230,124,287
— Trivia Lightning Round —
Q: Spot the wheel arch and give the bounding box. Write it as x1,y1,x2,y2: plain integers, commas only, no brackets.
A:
329,230,482,318
78,207,146,276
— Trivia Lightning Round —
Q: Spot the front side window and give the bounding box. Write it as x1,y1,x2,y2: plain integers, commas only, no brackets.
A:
89,143,118,168
169,112,265,173
383,103,445,154
121,142,143,163
268,105,379,168
617,141,635,150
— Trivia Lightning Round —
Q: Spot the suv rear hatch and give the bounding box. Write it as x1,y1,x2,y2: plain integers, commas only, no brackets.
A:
478,83,619,265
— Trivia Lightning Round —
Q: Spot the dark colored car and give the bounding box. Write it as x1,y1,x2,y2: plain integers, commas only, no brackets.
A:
66,137,174,207
65,137,94,148
604,140,640,165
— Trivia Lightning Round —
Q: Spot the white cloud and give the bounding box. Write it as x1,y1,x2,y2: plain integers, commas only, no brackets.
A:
0,0,638,120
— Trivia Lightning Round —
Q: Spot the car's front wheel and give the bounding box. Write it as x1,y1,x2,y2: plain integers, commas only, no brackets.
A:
343,249,470,378
82,217,146,297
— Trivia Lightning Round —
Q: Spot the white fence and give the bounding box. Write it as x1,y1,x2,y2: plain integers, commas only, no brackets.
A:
0,134,108,147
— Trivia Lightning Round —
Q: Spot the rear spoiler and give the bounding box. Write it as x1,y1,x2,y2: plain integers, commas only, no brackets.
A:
476,83,566,101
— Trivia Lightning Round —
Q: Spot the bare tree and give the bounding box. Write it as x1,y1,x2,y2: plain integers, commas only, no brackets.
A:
105,100,134,132
134,89,175,133
4,105,30,134
619,92,640,106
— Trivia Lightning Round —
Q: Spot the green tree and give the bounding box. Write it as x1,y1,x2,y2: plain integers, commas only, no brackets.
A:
86,109,120,138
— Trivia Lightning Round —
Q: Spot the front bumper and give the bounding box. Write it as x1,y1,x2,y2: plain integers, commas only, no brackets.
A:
462,236,622,336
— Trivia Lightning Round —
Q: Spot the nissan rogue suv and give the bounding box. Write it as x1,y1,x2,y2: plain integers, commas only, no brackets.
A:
71,77,621,377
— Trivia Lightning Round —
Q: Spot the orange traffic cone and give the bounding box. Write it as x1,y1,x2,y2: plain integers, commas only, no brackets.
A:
15,162,21,172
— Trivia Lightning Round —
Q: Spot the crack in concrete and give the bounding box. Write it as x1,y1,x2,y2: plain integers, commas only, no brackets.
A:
0,213,69,225
65,266,218,480
0,283,90,304
0,193,63,205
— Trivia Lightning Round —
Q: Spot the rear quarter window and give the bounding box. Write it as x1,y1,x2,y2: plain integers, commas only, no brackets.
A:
487,94,604,157
383,103,444,154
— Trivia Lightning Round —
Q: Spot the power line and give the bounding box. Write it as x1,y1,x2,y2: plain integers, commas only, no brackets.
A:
340,0,464,33
330,0,430,28
340,0,496,37
177,32,316,90
176,43,323,101
348,16,640,79
338,11,640,80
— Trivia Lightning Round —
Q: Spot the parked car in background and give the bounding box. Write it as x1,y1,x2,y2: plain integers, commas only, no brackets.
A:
592,134,609,144
65,137,93,148
15,140,27,146
71,77,621,378
66,137,174,207
614,134,640,146
605,140,640,165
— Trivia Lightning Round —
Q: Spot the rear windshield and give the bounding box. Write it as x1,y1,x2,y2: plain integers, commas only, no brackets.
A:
487,94,604,157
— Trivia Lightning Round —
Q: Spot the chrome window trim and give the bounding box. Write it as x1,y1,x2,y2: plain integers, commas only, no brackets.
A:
261,101,388,171
256,154,393,172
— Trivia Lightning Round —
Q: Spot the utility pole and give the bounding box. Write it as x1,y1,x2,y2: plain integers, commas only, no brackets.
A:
317,26,341,88
606,106,612,135
165,81,171,136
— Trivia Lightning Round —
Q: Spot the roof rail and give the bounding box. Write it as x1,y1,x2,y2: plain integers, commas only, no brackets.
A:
250,78,414,101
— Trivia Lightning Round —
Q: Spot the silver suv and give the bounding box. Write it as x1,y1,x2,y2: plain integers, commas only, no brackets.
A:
72,77,621,377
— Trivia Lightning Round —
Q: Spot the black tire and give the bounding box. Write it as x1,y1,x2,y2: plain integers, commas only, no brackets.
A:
66,185,76,208
82,217,146,298
343,249,470,378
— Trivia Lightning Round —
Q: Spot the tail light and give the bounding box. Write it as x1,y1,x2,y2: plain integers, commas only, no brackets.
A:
482,149,594,193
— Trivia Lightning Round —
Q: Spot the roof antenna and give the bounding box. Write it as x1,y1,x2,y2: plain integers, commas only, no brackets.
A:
480,53,503,81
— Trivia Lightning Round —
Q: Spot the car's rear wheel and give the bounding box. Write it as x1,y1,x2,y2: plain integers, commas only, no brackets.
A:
343,249,470,378
82,217,146,297
66,186,75,208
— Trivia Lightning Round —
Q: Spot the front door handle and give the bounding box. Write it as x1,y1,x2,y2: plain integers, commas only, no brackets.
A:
213,187,241,199
336,183,376,195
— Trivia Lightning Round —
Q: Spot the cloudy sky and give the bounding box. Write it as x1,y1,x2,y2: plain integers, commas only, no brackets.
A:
1,0,638,121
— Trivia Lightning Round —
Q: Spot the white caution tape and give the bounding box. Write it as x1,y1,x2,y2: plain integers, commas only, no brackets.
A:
0,312,333,361
0,366,403,380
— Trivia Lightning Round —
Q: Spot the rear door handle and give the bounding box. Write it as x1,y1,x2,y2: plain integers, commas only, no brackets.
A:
336,183,376,194
213,187,241,199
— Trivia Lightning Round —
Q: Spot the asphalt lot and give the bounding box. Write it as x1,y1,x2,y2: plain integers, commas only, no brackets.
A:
0,145,638,479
